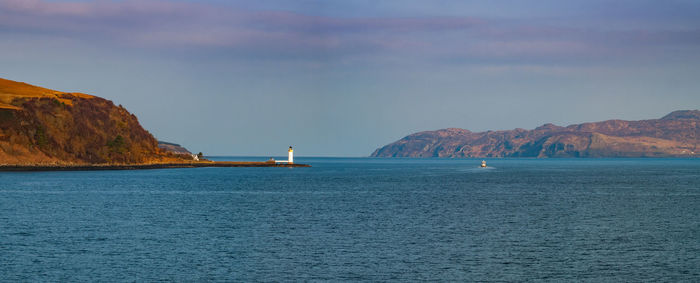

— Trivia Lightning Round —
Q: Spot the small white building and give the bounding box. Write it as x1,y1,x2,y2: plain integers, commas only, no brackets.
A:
191,154,199,161
276,146,294,164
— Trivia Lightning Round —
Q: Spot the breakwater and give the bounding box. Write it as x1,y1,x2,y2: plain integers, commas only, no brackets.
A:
0,161,310,171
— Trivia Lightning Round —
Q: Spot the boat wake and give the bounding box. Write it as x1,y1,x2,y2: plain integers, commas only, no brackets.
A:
459,166,496,172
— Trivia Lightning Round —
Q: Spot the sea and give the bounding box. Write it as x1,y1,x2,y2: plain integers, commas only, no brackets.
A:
1,157,699,281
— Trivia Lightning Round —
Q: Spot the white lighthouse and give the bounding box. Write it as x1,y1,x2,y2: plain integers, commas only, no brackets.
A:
288,146,294,164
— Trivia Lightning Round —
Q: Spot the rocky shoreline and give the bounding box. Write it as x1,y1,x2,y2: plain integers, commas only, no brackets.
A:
0,161,310,171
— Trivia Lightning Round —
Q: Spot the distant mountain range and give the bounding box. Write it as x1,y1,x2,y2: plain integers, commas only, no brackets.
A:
372,110,699,158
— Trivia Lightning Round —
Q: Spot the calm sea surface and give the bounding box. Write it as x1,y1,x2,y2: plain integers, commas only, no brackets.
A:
1,158,699,281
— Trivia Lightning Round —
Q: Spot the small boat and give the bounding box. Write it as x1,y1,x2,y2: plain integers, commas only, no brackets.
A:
481,160,487,168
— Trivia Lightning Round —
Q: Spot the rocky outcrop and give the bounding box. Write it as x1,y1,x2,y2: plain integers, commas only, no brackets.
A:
371,111,699,158
158,141,192,155
0,77,190,165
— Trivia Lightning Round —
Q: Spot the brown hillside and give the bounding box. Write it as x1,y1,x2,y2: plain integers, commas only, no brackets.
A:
372,111,700,158
0,78,190,165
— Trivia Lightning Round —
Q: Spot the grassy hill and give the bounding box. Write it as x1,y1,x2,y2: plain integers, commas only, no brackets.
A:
0,78,190,165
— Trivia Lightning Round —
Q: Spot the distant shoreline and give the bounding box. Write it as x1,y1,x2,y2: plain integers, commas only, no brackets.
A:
0,161,310,172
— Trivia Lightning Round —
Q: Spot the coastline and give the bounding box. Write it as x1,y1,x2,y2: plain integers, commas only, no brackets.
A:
0,161,311,172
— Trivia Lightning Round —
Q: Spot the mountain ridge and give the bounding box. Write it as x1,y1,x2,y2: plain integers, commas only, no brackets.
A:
371,111,699,158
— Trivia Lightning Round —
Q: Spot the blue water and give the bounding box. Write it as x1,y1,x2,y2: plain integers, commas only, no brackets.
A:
1,158,699,281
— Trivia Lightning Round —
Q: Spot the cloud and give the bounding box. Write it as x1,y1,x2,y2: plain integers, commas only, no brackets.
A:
0,0,479,47
0,0,698,66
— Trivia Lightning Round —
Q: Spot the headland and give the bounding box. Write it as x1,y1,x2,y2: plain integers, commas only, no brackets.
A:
0,77,310,170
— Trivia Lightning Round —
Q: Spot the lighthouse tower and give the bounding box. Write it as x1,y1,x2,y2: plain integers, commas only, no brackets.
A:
288,146,294,164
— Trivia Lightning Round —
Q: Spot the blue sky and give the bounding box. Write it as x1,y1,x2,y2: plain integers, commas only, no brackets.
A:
1,0,699,156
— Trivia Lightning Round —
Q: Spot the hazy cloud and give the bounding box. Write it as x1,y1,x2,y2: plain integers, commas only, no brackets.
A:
2,0,698,66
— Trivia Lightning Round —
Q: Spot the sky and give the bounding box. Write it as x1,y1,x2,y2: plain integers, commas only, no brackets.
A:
1,0,699,156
